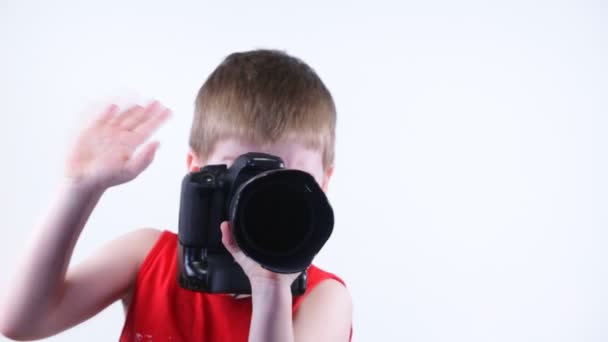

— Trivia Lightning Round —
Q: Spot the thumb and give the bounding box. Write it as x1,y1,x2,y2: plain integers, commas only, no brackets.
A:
126,141,160,177
220,221,241,256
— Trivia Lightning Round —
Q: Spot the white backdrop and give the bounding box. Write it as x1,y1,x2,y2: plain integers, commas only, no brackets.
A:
0,1,606,341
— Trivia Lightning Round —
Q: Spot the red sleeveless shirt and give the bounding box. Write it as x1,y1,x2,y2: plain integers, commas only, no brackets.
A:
119,230,351,341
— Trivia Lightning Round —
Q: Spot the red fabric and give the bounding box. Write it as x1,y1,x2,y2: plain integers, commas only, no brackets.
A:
119,230,351,341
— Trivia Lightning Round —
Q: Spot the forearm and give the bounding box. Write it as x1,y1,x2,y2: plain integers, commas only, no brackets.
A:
249,280,295,342
0,179,105,331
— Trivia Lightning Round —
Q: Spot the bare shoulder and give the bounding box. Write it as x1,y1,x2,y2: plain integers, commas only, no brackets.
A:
65,227,164,285
115,228,163,310
96,227,164,275
294,279,353,341
65,227,164,289
115,227,164,266
299,278,352,312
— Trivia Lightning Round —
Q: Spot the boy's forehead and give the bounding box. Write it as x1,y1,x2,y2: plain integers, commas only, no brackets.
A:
203,138,327,185
210,138,323,167
211,138,262,157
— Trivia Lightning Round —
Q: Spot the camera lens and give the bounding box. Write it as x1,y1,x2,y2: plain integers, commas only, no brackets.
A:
230,169,333,273
241,182,313,256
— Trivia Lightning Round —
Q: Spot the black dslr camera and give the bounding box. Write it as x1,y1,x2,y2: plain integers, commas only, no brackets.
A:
177,152,334,295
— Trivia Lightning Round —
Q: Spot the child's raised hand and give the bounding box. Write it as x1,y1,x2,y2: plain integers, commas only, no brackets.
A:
64,101,171,190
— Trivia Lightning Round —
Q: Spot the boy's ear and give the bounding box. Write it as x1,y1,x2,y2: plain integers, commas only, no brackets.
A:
321,165,335,193
186,149,202,172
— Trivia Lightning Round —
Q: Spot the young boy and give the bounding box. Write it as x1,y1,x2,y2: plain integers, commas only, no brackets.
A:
0,49,352,341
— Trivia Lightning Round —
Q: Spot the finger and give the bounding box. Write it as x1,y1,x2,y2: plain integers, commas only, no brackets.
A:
121,100,162,131
220,221,241,255
125,141,160,177
133,108,171,137
93,104,119,127
110,104,145,127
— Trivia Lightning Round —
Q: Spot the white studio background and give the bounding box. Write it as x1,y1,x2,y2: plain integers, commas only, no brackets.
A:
0,1,606,341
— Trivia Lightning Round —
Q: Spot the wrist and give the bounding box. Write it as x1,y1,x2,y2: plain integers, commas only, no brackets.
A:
61,172,109,192
250,278,292,297
59,176,107,196
248,282,295,342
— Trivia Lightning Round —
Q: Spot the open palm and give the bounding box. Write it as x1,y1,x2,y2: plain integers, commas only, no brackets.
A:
65,101,171,190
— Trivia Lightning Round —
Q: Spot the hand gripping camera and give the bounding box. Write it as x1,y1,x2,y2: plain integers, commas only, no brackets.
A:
177,152,334,295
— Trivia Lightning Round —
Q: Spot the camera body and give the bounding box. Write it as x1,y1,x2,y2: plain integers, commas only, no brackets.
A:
177,152,334,295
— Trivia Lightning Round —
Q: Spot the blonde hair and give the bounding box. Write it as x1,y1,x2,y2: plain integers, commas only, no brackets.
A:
189,49,336,169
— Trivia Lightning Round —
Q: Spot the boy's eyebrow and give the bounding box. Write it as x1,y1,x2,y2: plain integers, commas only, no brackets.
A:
221,156,236,163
